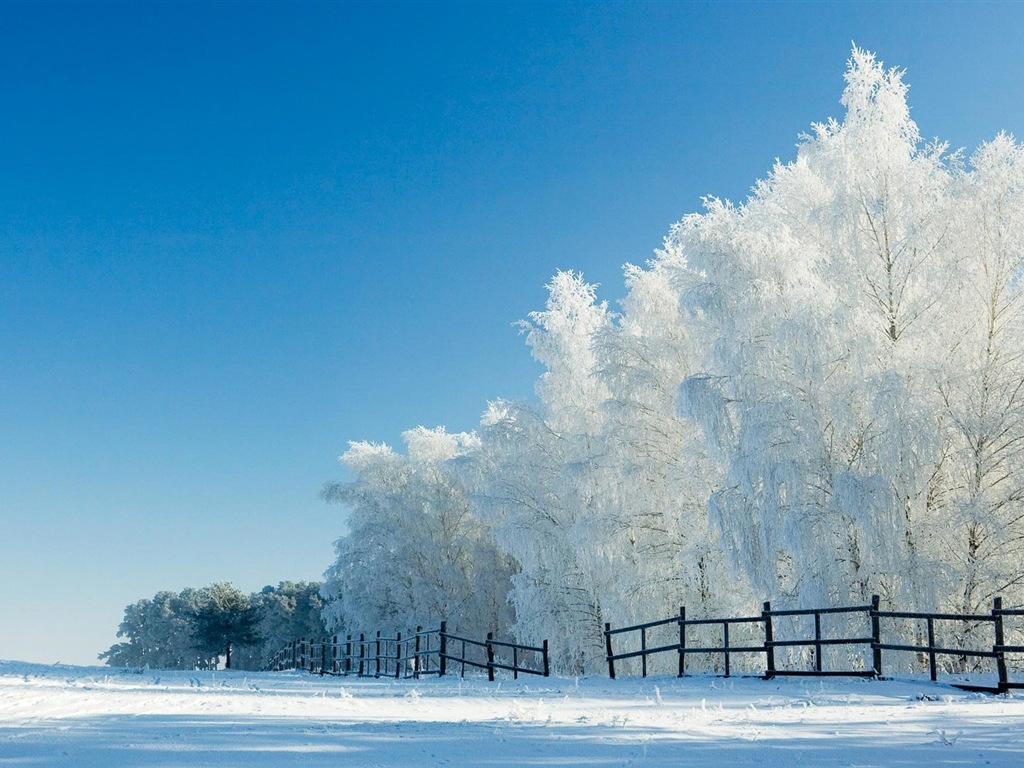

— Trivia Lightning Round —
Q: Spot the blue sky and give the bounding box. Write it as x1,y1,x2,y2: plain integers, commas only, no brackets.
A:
2,1,1023,665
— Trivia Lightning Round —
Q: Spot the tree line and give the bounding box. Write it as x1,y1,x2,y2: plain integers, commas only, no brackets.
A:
101,581,328,670
102,48,1024,677
319,47,1024,675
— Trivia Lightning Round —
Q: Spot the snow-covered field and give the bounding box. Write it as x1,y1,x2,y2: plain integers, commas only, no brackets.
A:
3,661,1024,766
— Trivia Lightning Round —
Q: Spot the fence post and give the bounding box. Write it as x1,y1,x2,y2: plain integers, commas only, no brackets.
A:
723,621,731,677
814,612,823,673
927,617,937,682
486,632,495,682
763,601,775,679
358,633,365,677
375,631,382,678
321,637,327,676
439,621,447,677
345,635,352,675
414,626,422,679
678,606,686,678
300,638,306,671
870,595,882,677
332,635,338,675
604,622,616,680
543,639,550,677
994,596,1008,692
641,626,648,678
395,632,402,679
291,640,297,671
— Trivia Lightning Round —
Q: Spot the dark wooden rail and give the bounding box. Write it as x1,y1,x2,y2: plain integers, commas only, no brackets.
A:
605,595,1024,693
440,629,549,681
764,598,878,678
267,622,549,682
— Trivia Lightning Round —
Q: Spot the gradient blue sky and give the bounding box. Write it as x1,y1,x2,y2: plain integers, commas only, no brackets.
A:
2,1,1023,665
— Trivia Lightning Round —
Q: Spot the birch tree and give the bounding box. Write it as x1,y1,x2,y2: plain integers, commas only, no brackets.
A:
321,427,516,638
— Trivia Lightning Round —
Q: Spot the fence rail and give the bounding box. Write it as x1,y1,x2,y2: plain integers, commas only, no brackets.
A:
265,596,1024,694
267,622,549,682
604,595,1024,693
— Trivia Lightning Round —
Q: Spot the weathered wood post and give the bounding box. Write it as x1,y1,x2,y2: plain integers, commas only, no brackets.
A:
345,635,352,675
439,621,447,677
542,639,550,677
927,617,937,682
358,633,365,677
814,612,823,673
870,595,882,677
486,632,495,682
414,626,422,679
994,597,1008,692
723,620,731,677
375,630,382,678
678,606,686,678
641,626,648,678
332,635,339,675
320,637,327,676
291,639,297,671
763,602,776,679
395,632,402,679
604,622,615,679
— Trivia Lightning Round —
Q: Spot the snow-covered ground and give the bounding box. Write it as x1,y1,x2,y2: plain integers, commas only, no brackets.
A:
3,661,1024,766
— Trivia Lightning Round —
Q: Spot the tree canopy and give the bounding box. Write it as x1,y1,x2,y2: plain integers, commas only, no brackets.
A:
322,47,1024,674
101,581,329,670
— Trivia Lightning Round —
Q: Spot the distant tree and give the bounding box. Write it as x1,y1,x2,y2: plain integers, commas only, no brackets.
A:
191,582,260,669
231,581,329,670
103,581,328,671
321,427,516,639
99,588,215,669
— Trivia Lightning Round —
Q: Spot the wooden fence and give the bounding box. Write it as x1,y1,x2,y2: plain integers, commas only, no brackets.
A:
267,622,550,682
605,596,1024,693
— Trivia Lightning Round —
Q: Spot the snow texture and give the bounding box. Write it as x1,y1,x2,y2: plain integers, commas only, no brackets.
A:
4,661,1024,766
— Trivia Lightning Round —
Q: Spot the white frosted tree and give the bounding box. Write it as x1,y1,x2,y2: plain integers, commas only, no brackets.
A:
320,427,516,639
231,581,329,670
592,262,738,642
463,269,734,674
662,48,957,614
659,47,1024,637
464,271,614,673
934,133,1024,619
100,589,215,670
321,46,1024,676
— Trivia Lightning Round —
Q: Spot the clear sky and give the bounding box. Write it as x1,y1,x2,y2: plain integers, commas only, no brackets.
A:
1,1,1022,666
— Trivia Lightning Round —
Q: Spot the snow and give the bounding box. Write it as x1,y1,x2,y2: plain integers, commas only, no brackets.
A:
4,661,1024,766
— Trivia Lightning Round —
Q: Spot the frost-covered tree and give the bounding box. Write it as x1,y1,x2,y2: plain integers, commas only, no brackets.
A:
231,581,329,670
663,48,953,609
661,47,1024,624
103,581,322,671
321,427,516,638
464,272,614,673
593,262,737,638
934,134,1024,618
100,588,216,669
190,582,259,670
462,270,732,674
323,46,1024,675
